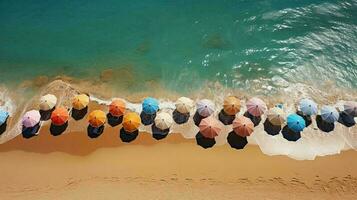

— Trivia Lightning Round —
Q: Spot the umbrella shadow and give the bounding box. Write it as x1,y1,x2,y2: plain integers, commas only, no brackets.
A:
50,122,69,136
296,111,312,127
281,125,301,141
243,111,261,127
151,124,170,140
72,107,88,121
22,123,41,139
40,107,55,121
338,111,356,127
140,112,156,126
227,131,248,150
107,113,123,127
218,109,235,125
193,111,206,126
263,119,281,136
316,115,335,133
172,109,190,125
119,128,139,143
87,125,105,139
0,122,7,135
195,132,216,149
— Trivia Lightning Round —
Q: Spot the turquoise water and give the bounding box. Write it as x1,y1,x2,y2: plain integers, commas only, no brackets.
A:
1,0,357,94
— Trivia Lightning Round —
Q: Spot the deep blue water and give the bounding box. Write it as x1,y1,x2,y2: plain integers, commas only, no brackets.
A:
0,0,356,94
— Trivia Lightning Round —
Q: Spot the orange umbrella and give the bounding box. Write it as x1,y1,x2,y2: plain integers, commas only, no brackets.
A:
72,94,90,110
88,110,106,127
109,99,126,117
223,96,241,115
199,116,222,139
233,116,254,137
51,107,69,126
122,112,141,133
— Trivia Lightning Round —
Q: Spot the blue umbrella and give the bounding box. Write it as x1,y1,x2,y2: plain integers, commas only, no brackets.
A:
142,97,159,115
287,114,306,132
321,105,339,123
299,99,318,116
0,110,9,125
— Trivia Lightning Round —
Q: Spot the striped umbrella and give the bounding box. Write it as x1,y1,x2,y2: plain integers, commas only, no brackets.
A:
22,110,41,128
246,97,267,117
223,96,241,115
321,105,339,123
154,112,173,130
196,99,215,117
233,116,254,137
299,98,318,116
175,97,194,114
40,94,57,111
199,116,222,139
344,101,357,117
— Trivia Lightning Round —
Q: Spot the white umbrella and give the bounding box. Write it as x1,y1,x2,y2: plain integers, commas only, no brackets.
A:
175,97,194,114
154,112,173,130
39,94,57,111
196,99,215,117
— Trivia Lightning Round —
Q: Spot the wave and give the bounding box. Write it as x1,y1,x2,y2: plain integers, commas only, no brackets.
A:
0,79,356,160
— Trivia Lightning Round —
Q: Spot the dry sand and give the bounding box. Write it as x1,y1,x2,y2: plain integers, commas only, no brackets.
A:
0,121,356,200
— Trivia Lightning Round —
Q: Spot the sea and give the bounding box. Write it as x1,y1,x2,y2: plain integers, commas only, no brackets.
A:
0,0,357,160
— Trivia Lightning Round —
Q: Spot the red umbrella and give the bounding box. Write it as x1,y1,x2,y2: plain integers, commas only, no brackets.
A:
51,107,69,126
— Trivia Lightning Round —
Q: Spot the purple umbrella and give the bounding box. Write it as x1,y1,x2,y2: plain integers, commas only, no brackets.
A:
22,110,41,128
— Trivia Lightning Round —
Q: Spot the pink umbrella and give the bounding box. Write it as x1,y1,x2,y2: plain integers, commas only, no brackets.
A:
233,116,254,137
246,97,267,117
22,110,41,128
199,116,222,139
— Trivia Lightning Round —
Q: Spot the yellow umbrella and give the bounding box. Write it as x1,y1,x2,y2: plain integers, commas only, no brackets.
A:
223,96,240,115
72,94,90,110
40,94,57,111
88,110,106,127
122,112,141,133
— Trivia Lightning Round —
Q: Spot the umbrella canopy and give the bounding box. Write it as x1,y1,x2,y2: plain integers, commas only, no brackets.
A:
0,109,9,125
51,107,69,126
22,110,41,128
223,96,241,115
39,94,57,111
123,112,141,132
175,97,194,114
344,101,357,117
88,110,106,127
109,99,126,117
72,94,90,110
199,116,222,139
233,116,254,137
321,105,339,123
154,112,173,130
142,97,159,115
267,107,285,126
287,114,306,132
246,97,267,117
196,99,215,117
299,98,318,116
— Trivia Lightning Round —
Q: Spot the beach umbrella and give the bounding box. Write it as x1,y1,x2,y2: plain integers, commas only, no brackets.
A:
246,97,267,117
51,107,69,126
196,99,215,117
88,110,106,127
109,99,126,117
154,112,173,130
175,97,194,114
267,107,285,126
199,116,222,139
299,98,318,116
123,112,141,133
39,94,57,111
321,105,339,123
223,96,241,115
22,110,41,128
344,101,357,117
233,116,254,137
0,110,9,125
287,114,306,132
72,94,90,110
142,97,159,115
